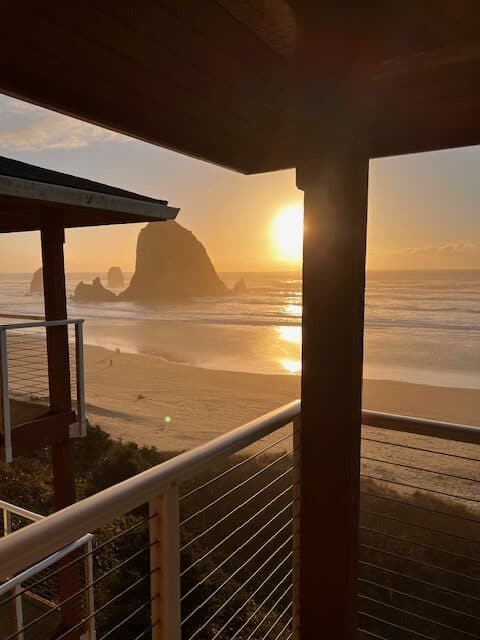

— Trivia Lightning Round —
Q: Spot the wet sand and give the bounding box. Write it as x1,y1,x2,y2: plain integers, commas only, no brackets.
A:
84,345,480,453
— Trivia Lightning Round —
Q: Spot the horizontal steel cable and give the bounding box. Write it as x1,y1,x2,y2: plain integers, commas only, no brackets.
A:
181,492,291,575
358,592,479,639
0,514,153,606
97,593,159,640
360,523,479,564
49,572,155,640
181,485,291,556
360,504,480,545
186,545,293,640
181,501,292,597
358,611,436,640
181,468,292,551
360,540,480,584
358,576,480,623
362,454,480,484
181,432,291,501
357,628,389,640
182,527,293,626
212,564,293,640
243,583,292,640
271,614,293,640
360,558,480,602
361,472,480,504
362,435,480,462
181,451,292,526
361,488,480,525
4,542,155,639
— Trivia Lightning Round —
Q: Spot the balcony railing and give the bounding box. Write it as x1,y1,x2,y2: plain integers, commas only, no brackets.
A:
0,318,86,462
0,402,298,640
0,500,95,640
0,401,478,639
359,411,480,640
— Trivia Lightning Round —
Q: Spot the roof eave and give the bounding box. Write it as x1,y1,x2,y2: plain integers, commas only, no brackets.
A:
0,174,179,226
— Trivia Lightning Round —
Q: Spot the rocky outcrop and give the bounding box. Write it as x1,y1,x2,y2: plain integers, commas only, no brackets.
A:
120,221,229,301
29,268,43,294
233,278,247,294
107,266,125,288
73,277,118,303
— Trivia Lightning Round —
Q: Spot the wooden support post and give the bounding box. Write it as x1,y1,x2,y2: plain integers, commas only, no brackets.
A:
149,484,181,640
41,220,81,636
295,10,372,639
41,221,75,508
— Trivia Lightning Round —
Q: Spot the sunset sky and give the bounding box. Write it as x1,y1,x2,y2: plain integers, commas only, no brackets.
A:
0,94,479,274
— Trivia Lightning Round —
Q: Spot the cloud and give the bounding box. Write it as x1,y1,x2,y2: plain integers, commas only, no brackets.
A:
396,242,479,256
0,95,120,151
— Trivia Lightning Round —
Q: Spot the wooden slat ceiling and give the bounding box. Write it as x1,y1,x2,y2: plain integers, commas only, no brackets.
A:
0,1,478,174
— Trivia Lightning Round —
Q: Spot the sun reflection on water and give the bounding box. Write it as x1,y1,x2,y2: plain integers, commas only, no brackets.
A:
276,324,302,374
283,303,302,318
280,358,301,374
276,325,302,345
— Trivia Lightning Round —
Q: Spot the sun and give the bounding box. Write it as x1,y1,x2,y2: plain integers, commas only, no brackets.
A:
272,204,303,263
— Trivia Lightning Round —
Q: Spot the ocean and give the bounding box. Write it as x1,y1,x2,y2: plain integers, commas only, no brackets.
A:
0,269,479,389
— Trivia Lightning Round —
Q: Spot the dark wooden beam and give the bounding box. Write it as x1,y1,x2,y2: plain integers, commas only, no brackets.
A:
41,218,82,636
376,41,480,80
41,221,72,439
10,411,76,457
295,9,372,639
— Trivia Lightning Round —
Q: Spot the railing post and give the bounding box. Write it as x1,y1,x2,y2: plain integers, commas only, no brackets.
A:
149,484,181,640
74,320,86,437
85,538,96,640
3,506,11,536
3,509,24,639
0,328,12,463
13,584,24,640
292,414,301,640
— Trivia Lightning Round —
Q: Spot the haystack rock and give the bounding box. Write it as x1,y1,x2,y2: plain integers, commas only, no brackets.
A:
233,278,247,294
120,221,229,301
73,277,118,303
29,268,43,294
107,266,125,288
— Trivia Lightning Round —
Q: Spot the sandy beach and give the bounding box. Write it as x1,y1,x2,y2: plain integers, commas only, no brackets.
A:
84,344,480,452
84,344,299,451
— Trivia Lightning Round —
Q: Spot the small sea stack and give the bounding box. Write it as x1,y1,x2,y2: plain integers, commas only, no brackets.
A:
233,277,247,294
73,277,118,302
107,266,125,288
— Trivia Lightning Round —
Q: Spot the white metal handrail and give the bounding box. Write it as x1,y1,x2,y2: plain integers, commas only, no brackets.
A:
0,533,94,597
0,499,96,640
1,401,479,582
0,318,83,331
1,499,43,524
0,318,86,462
362,409,480,445
0,314,45,322
0,402,478,639
0,400,300,581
